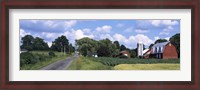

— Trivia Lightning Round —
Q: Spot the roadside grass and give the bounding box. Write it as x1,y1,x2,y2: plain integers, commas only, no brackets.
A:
20,51,70,70
114,64,180,70
67,56,112,70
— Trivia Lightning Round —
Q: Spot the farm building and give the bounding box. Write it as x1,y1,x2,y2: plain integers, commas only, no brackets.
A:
141,41,178,59
115,50,131,58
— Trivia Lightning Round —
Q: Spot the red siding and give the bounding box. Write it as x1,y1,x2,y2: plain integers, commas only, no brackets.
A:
163,43,178,59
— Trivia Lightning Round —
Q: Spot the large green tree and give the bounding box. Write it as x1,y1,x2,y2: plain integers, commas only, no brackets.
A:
76,37,98,56
21,35,34,51
51,35,70,52
169,33,180,58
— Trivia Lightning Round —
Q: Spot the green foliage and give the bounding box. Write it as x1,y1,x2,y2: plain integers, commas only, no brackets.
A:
21,35,34,51
92,57,180,66
51,35,69,52
154,39,168,44
21,35,49,51
76,37,98,56
120,45,126,51
48,51,56,57
20,51,69,70
170,33,180,58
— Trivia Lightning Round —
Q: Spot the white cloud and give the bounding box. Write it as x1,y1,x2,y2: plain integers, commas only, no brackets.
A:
82,28,91,34
149,20,179,27
162,20,178,26
20,29,30,37
47,42,52,47
96,25,112,33
99,34,114,41
135,29,149,33
64,20,77,28
113,33,127,42
112,33,153,49
44,20,54,27
41,32,61,39
150,20,161,27
159,26,174,35
72,29,94,40
116,23,124,27
154,36,160,41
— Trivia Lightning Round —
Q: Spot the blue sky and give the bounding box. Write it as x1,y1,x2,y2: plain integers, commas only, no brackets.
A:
20,20,180,49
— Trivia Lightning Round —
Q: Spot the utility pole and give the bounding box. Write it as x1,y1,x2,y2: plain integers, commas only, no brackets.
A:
64,45,66,55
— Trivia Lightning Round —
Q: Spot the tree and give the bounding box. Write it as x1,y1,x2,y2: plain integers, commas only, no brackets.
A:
97,38,113,57
21,35,34,51
97,45,111,57
51,35,69,52
33,37,49,50
120,45,126,51
169,33,180,58
149,43,154,48
113,41,120,49
128,49,136,58
76,37,98,56
154,39,168,44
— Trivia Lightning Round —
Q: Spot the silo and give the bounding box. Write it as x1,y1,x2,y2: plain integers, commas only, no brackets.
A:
137,42,143,57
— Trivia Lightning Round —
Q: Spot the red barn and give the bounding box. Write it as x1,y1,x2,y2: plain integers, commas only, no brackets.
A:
145,41,178,59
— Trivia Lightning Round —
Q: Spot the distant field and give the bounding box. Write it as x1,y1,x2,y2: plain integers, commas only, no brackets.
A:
20,51,70,70
67,56,180,70
114,64,180,70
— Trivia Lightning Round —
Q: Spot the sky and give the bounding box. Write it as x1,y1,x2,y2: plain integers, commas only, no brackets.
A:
20,20,180,49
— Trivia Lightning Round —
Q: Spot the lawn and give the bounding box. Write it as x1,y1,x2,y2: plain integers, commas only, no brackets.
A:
114,64,180,70
67,56,180,70
20,51,71,70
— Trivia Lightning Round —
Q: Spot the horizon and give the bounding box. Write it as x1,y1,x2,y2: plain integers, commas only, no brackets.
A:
20,19,180,49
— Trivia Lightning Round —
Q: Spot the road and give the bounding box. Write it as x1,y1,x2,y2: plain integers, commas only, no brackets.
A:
41,53,79,70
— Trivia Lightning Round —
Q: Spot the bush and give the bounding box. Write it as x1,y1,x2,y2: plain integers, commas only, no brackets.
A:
48,51,56,57
20,52,37,67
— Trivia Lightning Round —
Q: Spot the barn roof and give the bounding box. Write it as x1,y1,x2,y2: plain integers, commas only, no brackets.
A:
152,41,169,48
151,41,170,54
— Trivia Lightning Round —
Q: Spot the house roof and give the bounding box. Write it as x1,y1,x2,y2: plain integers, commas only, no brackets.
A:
152,41,169,48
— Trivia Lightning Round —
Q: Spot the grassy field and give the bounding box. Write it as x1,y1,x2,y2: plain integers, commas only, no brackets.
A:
67,56,180,70
20,51,71,70
114,64,180,70
67,56,113,70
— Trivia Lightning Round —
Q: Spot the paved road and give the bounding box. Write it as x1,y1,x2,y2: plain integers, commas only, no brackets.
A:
41,53,79,70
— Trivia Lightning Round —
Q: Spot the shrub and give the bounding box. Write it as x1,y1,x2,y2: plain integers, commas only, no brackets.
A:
20,52,37,67
48,51,56,57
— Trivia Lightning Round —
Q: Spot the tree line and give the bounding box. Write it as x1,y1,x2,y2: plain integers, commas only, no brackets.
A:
76,33,180,58
20,35,75,53
21,33,180,58
76,37,137,58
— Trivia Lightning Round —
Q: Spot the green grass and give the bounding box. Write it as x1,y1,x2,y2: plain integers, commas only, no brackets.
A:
68,57,180,70
114,64,180,70
67,56,112,70
20,51,70,70
92,57,180,66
